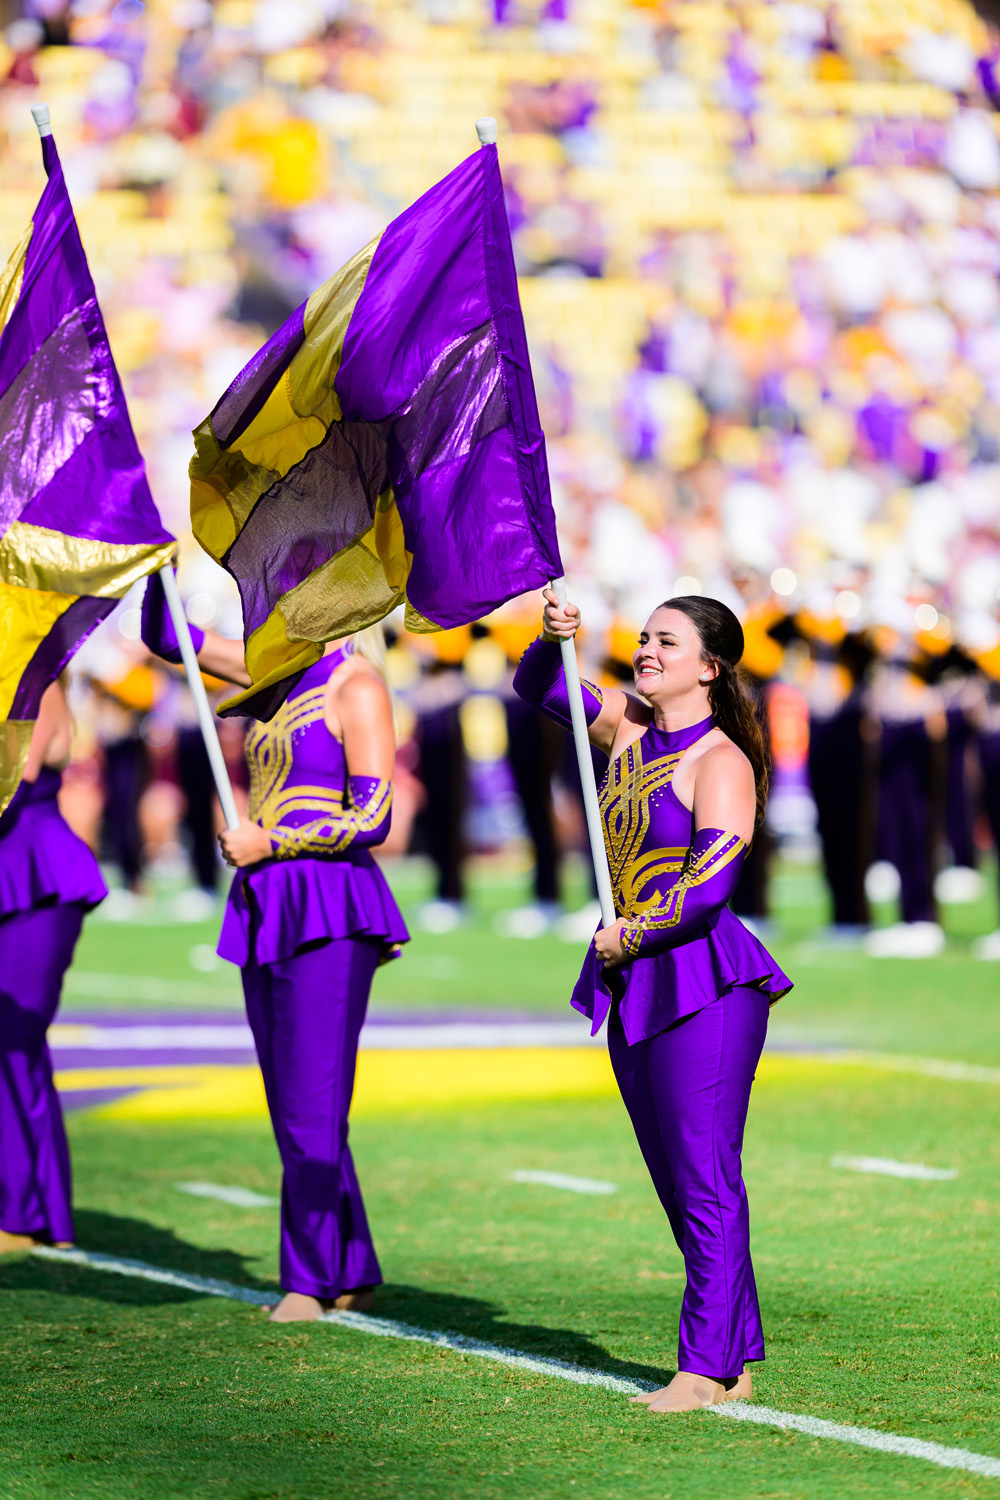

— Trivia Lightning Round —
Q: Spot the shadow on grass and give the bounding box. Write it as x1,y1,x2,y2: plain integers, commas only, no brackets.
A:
375,1281,674,1391
0,1208,274,1307
2,1209,673,1387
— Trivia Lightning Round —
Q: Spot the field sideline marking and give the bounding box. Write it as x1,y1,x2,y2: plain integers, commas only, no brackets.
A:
831,1156,958,1181
29,1246,1000,1480
175,1181,278,1208
509,1169,617,1195
820,1052,1000,1086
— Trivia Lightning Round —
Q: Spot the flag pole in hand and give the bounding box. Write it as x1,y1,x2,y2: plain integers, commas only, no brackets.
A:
157,567,241,831
548,577,616,927
474,118,615,927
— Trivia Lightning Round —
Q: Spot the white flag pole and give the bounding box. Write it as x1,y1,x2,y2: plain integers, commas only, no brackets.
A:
549,579,616,927
30,105,241,835
158,566,241,831
473,117,616,928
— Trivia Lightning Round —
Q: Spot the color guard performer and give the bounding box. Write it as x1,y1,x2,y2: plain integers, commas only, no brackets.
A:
515,590,791,1412
142,575,408,1320
0,680,106,1252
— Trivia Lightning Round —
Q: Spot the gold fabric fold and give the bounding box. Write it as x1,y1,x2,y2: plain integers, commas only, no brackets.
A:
0,719,35,818
0,521,176,598
0,221,31,340
218,521,409,716
190,233,382,565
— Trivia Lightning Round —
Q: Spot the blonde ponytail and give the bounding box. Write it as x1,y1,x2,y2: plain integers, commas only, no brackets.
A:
352,623,389,680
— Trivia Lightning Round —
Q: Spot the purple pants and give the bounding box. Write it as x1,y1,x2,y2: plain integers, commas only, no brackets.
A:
0,902,83,1242
608,985,769,1381
242,935,382,1300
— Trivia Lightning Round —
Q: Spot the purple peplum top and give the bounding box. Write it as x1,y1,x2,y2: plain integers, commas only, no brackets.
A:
217,652,410,969
0,767,107,918
572,715,791,1045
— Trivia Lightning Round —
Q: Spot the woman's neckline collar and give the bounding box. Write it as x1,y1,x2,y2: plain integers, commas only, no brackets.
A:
644,712,715,749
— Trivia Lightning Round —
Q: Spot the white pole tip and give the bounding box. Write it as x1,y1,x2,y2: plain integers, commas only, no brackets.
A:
30,103,52,137
475,116,498,146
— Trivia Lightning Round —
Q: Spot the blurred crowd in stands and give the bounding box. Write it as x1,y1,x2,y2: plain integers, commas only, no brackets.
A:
4,0,1000,953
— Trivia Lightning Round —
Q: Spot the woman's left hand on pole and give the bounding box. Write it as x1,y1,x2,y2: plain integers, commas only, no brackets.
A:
219,819,272,868
594,917,627,967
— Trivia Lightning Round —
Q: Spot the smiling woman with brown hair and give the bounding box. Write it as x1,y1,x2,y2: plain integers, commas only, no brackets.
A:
514,589,792,1413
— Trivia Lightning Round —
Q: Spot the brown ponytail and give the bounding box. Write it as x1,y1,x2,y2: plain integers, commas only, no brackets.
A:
659,595,770,831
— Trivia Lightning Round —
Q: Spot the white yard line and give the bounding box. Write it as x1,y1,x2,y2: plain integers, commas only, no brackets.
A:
831,1156,958,1181
29,1246,1000,1480
716,1401,1000,1477
509,1169,617,1195
815,1051,1000,1086
175,1181,278,1208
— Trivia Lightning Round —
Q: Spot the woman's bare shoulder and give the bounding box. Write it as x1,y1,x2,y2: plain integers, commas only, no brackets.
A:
331,660,389,710
693,733,753,784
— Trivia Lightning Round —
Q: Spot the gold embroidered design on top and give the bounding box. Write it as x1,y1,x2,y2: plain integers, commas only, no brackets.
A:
620,832,746,957
244,684,392,859
599,740,689,920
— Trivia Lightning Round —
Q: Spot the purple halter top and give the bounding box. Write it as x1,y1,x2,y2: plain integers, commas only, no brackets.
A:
217,649,409,968
0,767,107,918
572,715,790,1045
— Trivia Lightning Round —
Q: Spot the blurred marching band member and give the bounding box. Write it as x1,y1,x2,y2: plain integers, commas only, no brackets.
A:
771,611,877,937
86,654,157,903
865,630,947,958
501,639,563,928
931,653,985,902
727,583,785,935
0,681,107,1253
515,589,791,1413
805,629,878,936
410,629,469,932
966,638,1000,958
175,680,223,915
141,575,407,1320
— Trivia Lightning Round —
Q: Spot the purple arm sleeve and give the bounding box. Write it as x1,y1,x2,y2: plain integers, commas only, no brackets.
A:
512,637,604,732
140,572,205,666
269,775,393,859
620,827,747,958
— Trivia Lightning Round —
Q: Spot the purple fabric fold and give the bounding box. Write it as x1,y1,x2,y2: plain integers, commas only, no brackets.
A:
218,851,410,968
335,143,562,629
571,907,792,1047
195,142,561,722
0,770,107,917
0,137,171,548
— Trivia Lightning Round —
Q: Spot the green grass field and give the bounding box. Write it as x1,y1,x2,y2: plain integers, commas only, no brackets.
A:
3,855,1000,1499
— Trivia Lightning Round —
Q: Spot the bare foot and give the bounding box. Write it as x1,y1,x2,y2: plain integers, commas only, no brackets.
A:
332,1287,375,1312
0,1231,38,1254
629,1371,729,1413
265,1292,325,1322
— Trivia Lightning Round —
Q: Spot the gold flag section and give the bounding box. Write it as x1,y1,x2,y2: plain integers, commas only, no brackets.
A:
0,531,176,815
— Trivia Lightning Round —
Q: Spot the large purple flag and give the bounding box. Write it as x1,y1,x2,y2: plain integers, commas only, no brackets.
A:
0,129,175,813
190,142,562,719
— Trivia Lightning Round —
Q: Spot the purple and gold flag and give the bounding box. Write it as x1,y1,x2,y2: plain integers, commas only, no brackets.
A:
0,130,175,813
190,142,562,719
